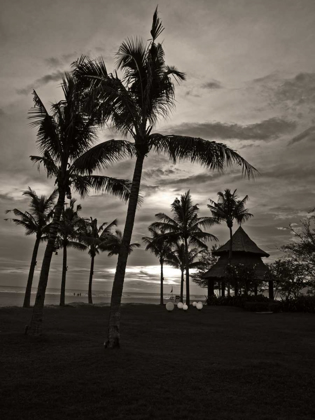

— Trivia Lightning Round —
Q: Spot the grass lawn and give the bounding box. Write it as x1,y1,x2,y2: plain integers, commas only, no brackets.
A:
1,304,315,420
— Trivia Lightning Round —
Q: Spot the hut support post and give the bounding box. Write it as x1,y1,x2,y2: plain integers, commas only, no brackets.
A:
221,282,226,297
208,280,214,299
268,280,274,300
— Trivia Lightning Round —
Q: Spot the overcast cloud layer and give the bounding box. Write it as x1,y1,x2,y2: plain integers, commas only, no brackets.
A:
1,0,315,296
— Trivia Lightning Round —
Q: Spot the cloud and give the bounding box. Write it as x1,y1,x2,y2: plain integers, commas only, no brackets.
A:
276,227,287,231
275,73,315,106
45,52,78,68
290,125,315,145
162,118,296,141
16,71,64,95
201,80,222,90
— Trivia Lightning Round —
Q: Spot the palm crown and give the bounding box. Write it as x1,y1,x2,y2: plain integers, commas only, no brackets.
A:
208,189,253,229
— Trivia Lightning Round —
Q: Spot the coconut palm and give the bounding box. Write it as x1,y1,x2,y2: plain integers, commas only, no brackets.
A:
142,226,172,305
165,242,206,303
105,230,140,257
207,189,253,295
72,8,256,347
57,199,87,306
80,217,117,304
26,73,132,336
5,188,57,308
152,191,217,305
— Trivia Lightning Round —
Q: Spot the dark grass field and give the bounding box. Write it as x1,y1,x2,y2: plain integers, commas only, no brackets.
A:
1,304,315,420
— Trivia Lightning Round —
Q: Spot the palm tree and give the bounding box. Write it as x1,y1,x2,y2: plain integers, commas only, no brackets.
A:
105,230,140,257
152,191,217,306
73,8,256,347
57,199,87,306
208,189,253,296
5,188,57,308
26,73,132,336
142,226,172,305
165,242,206,303
80,217,117,304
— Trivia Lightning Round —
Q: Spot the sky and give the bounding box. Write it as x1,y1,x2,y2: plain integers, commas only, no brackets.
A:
1,0,315,296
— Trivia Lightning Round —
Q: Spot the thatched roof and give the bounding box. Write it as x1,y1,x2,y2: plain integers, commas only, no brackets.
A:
213,226,269,257
203,254,269,280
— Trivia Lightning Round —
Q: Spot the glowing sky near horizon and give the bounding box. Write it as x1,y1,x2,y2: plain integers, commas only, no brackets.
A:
1,0,315,295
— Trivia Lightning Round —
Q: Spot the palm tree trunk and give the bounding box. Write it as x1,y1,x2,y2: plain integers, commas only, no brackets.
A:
184,237,190,306
26,188,65,336
60,242,67,306
105,153,145,349
23,235,41,308
180,269,184,302
228,225,233,298
160,258,164,305
88,255,95,304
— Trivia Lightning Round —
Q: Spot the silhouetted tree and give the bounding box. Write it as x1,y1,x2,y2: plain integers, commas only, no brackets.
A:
80,217,117,304
73,9,255,348
152,191,217,305
5,188,57,307
142,226,172,305
26,73,131,336
208,189,253,296
57,199,87,306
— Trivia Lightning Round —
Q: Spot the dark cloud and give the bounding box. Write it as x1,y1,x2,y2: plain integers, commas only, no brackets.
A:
201,80,222,90
16,71,64,95
162,118,296,141
275,73,315,105
290,125,315,145
159,171,224,187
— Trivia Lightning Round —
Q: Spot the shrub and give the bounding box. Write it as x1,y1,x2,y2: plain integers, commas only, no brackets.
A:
244,301,281,312
280,296,315,313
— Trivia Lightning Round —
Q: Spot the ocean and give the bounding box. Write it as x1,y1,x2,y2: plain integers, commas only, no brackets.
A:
0,286,206,307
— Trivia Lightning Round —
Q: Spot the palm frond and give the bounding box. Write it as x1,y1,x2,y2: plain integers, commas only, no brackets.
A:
149,134,257,178
150,7,165,41
72,139,135,174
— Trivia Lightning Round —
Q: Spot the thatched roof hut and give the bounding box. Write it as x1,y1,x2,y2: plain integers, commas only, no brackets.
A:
203,227,272,298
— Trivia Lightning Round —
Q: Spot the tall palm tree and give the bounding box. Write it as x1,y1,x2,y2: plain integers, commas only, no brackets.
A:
26,73,132,336
152,191,217,305
80,217,117,304
5,188,57,308
165,242,206,303
73,8,256,347
57,199,87,306
208,189,253,296
142,226,172,305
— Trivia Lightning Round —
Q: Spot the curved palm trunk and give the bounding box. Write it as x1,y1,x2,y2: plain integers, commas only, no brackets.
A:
88,255,95,304
184,237,190,306
180,269,184,302
60,242,67,306
105,153,145,349
160,258,164,305
26,189,65,336
23,235,41,308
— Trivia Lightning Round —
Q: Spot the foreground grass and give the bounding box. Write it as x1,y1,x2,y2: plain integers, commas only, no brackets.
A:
1,305,314,420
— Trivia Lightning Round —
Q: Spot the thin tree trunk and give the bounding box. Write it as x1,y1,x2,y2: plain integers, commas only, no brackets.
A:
222,282,225,297
208,280,214,300
160,258,164,305
60,242,67,306
269,280,274,300
228,225,233,297
180,269,184,302
26,189,65,336
88,255,95,304
105,153,145,349
23,235,41,308
184,237,190,306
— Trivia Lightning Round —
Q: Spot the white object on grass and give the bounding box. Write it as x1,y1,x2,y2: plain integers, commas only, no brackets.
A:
177,302,184,309
166,302,175,311
196,302,203,310
183,304,188,311
192,302,197,307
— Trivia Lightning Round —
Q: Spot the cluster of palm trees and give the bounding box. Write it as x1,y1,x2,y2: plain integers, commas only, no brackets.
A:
7,8,256,346
142,189,253,305
7,191,139,308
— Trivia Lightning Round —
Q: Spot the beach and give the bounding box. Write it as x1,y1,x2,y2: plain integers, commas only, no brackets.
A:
0,286,206,307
